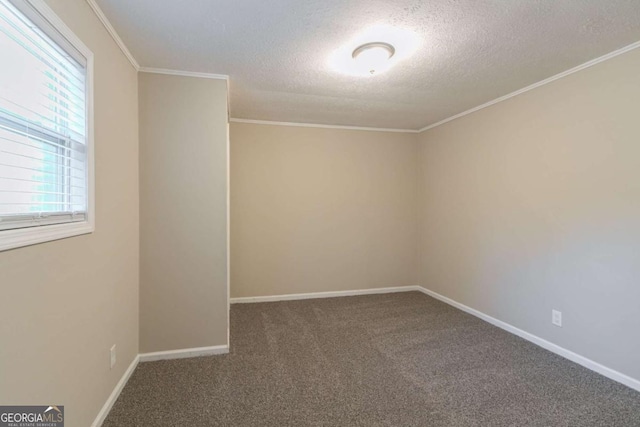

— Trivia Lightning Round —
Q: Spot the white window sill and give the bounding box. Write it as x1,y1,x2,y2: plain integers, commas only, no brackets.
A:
0,221,94,252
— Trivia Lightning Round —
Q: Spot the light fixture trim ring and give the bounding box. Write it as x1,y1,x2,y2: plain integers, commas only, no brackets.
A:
351,42,396,59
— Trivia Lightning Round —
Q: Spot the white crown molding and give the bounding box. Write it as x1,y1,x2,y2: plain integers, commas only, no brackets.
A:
139,67,229,80
138,345,229,362
76,4,640,133
229,118,419,134
91,354,140,427
418,39,640,133
85,0,139,70
230,286,419,303
416,286,640,393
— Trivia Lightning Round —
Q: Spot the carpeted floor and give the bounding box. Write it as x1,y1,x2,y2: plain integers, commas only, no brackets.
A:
104,291,640,426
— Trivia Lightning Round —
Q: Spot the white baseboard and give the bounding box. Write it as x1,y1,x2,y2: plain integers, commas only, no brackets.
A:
93,285,639,426
138,345,229,362
416,286,640,393
91,354,140,427
93,345,229,425
230,285,420,303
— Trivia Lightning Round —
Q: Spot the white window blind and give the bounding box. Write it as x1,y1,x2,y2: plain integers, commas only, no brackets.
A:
0,0,88,232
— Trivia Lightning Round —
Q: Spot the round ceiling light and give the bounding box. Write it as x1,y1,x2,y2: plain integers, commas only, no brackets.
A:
351,42,396,75
328,25,419,77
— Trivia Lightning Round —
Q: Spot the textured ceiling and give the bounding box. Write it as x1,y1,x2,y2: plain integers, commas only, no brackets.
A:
95,0,640,130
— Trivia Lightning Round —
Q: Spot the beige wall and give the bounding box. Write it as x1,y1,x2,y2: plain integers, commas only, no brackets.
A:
418,48,640,381
230,123,421,298
139,74,229,352
1,4,637,424
0,1,139,426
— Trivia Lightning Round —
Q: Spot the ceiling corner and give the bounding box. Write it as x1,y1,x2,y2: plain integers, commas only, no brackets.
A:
85,0,140,71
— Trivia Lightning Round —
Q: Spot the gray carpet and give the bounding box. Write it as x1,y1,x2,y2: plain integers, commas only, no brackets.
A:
104,292,640,426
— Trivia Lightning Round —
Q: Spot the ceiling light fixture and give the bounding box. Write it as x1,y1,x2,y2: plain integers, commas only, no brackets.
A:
329,25,419,77
352,42,395,75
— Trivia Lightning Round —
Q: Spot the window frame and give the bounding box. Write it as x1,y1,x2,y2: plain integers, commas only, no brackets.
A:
0,0,94,252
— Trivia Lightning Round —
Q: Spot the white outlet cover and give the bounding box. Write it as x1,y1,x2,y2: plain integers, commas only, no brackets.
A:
552,310,562,327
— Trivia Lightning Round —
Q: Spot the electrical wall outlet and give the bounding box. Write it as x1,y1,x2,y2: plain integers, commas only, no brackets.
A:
552,310,562,327
110,344,116,369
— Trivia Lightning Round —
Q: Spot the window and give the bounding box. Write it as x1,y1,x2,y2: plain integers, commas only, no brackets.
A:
0,0,93,251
